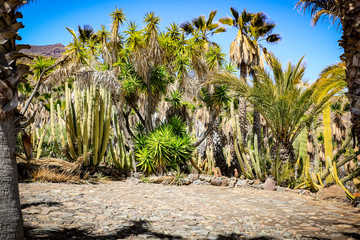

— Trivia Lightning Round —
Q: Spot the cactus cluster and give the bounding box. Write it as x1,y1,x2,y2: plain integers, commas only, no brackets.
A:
109,111,134,170
230,102,269,181
50,83,112,166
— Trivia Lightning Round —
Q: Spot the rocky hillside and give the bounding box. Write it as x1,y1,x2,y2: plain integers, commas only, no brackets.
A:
20,43,65,58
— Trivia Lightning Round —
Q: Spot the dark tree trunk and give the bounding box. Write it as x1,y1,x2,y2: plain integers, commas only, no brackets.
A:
340,1,360,149
212,117,228,176
238,68,248,145
271,142,296,168
0,113,24,240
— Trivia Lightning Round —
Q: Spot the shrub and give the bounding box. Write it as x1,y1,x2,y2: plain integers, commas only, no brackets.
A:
135,117,194,175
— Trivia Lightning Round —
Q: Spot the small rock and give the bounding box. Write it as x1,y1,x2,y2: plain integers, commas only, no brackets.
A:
188,174,199,181
236,179,247,187
201,181,210,185
198,175,207,181
181,179,192,185
228,178,237,188
204,176,212,183
193,180,202,185
263,178,276,191
210,178,222,186
222,178,229,187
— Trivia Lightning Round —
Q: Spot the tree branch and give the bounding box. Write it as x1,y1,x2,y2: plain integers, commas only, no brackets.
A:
21,57,66,115
193,108,217,148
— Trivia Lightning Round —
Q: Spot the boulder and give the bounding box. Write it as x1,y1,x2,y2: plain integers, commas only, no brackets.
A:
263,178,277,191
317,185,344,201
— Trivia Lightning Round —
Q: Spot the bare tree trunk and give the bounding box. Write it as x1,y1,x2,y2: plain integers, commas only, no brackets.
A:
212,117,228,176
239,69,248,145
0,113,24,240
340,1,360,149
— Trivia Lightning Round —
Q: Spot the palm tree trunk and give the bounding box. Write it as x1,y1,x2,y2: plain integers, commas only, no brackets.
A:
212,117,228,176
239,69,248,145
251,72,262,150
340,0,360,149
0,113,24,240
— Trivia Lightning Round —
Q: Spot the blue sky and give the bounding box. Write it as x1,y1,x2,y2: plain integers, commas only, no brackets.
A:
19,0,342,81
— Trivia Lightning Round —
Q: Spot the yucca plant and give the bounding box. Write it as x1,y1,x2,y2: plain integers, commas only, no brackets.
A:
135,117,194,175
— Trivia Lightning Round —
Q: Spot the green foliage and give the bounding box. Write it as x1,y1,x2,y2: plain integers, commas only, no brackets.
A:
135,117,194,175
200,86,229,109
164,90,184,109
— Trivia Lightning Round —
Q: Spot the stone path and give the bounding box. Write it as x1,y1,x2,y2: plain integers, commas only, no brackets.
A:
20,179,360,240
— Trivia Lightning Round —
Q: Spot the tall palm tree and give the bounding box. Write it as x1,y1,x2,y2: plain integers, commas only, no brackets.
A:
0,1,35,239
211,54,336,172
220,8,281,144
295,0,360,148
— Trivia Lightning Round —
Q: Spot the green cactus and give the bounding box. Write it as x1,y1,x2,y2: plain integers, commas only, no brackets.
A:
230,102,251,178
58,83,112,166
56,103,66,148
109,110,133,170
50,97,60,153
293,128,308,179
36,124,47,159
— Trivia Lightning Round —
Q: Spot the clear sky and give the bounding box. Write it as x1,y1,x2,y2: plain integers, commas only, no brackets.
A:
19,0,342,82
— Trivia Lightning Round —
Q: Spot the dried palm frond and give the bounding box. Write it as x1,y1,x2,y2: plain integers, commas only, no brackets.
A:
30,167,82,183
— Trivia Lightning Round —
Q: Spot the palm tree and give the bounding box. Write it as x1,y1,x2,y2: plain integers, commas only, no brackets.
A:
77,24,96,45
211,54,335,172
180,10,225,80
0,1,35,239
295,0,360,149
220,8,281,144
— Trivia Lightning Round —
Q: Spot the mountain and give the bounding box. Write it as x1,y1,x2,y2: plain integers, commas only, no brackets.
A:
20,43,66,58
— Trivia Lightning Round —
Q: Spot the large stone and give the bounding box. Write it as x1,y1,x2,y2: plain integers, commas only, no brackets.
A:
317,185,345,201
263,178,276,191
188,174,199,181
210,178,222,186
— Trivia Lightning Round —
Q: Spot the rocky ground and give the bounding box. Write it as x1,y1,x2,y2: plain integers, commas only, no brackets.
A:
20,177,360,240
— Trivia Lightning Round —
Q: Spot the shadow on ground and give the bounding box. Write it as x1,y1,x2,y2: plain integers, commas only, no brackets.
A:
24,220,279,240
24,219,359,240
25,220,184,240
21,201,62,209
